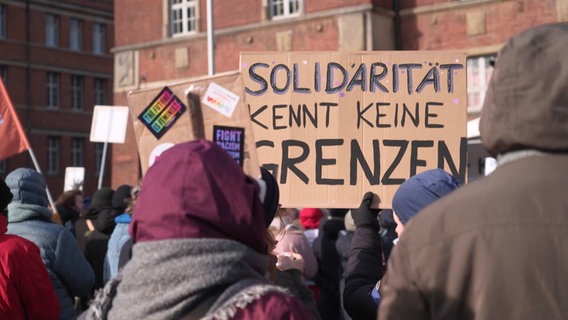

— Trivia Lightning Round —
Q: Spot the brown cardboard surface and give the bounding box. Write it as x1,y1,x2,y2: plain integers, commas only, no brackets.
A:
241,52,467,209
128,71,260,178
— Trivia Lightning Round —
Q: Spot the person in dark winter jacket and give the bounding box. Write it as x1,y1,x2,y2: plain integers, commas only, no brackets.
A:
81,139,310,319
314,208,348,320
344,169,461,320
377,209,397,261
336,211,356,320
75,188,114,253
0,176,61,319
379,24,568,320
81,187,116,293
5,168,94,320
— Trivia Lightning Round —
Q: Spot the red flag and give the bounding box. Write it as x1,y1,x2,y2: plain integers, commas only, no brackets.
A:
0,78,30,160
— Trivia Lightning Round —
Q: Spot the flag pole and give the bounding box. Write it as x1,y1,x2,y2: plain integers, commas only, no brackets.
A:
26,147,57,212
97,141,108,189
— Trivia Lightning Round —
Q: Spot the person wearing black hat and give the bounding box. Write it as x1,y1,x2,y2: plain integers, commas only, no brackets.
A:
80,187,116,298
311,208,348,320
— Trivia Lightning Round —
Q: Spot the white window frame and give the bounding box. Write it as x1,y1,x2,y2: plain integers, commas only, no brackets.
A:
71,75,83,111
270,0,302,20
0,5,6,39
466,55,495,113
93,23,105,54
70,18,83,51
170,0,198,37
47,136,60,174
94,78,106,105
45,14,59,47
71,137,84,167
46,72,59,108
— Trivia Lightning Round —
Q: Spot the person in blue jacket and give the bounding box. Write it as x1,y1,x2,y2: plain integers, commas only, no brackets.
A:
5,168,95,320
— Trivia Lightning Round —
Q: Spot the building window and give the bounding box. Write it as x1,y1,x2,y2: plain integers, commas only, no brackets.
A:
0,5,6,39
94,78,106,105
70,75,83,110
45,14,59,47
0,65,6,82
93,23,105,54
94,142,104,175
170,0,197,37
47,136,60,174
46,72,59,108
70,18,82,51
466,55,495,113
71,138,84,167
270,0,301,19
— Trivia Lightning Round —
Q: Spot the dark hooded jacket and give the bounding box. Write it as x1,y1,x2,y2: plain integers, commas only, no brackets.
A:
379,23,568,320
81,187,116,293
82,140,310,320
344,169,460,320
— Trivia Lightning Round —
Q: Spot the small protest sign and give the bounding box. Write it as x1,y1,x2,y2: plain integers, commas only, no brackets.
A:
128,72,260,178
213,125,245,167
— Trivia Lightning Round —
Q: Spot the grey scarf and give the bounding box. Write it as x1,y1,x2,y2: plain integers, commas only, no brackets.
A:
83,238,290,320
7,202,52,222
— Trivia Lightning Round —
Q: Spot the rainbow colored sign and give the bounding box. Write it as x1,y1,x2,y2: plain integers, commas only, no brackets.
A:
138,87,187,139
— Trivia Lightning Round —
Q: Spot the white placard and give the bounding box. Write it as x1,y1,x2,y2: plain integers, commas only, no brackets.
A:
90,105,130,143
64,167,85,191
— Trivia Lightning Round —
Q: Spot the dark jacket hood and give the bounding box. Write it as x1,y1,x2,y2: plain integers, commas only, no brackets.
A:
479,23,568,157
84,187,114,219
129,139,266,253
112,185,132,212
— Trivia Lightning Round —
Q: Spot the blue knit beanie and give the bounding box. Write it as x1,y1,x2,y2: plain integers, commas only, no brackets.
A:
392,169,461,225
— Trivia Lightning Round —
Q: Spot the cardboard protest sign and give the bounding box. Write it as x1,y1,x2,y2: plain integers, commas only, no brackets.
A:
240,52,467,208
128,71,260,178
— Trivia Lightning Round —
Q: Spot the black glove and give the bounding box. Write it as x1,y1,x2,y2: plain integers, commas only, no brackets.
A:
352,192,380,229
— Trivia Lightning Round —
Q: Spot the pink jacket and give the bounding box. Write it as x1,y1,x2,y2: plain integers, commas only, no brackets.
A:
274,226,318,279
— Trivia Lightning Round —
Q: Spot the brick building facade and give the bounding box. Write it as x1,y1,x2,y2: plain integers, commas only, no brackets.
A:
0,0,114,200
111,0,566,187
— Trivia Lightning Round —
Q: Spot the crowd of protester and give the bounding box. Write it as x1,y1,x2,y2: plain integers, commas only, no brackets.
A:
0,23,566,319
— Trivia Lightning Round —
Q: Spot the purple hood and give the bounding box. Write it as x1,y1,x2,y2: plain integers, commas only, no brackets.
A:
130,139,266,253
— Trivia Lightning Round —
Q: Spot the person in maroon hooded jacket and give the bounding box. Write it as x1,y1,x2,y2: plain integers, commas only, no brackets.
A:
0,176,60,319
81,139,310,320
